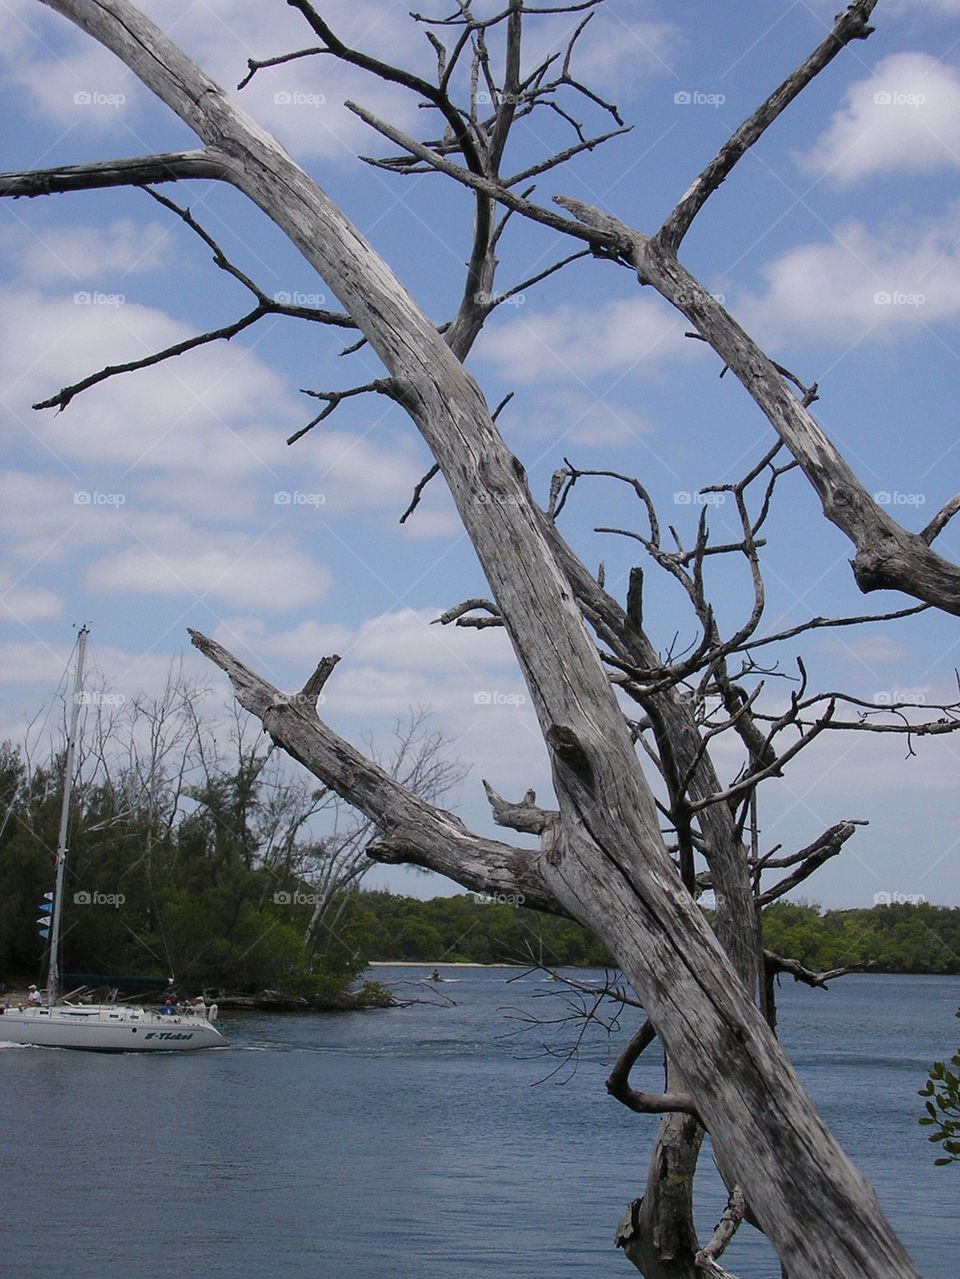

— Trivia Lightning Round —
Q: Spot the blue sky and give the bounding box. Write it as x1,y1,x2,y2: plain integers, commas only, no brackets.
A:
2,0,960,909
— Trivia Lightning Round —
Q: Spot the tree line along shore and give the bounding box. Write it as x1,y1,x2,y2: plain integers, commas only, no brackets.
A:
2,729,956,1001
4,878,959,1003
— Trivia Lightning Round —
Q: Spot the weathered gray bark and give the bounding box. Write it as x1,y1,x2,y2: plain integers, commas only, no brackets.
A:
343,0,960,617
27,3,923,1274
615,1112,705,1279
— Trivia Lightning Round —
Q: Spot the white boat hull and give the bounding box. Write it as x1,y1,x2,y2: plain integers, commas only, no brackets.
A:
0,1004,226,1052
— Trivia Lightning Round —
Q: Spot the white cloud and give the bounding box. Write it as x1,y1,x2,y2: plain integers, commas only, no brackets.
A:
3,0,676,169
512,389,655,446
0,1,145,132
2,220,174,284
0,289,458,535
303,429,424,514
209,607,549,811
0,288,293,477
0,577,62,624
797,53,960,182
0,0,423,160
478,296,688,383
218,616,354,668
225,606,516,680
734,205,960,346
515,6,678,97
0,470,131,565
817,634,911,667
88,523,331,611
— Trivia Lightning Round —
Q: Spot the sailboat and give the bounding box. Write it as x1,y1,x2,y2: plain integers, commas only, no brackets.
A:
0,628,226,1052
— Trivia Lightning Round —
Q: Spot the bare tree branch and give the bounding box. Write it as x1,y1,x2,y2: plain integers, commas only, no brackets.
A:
400,462,441,525
0,150,225,196
695,1185,747,1278
483,779,557,835
188,628,562,914
757,821,865,906
764,951,877,988
656,2,878,252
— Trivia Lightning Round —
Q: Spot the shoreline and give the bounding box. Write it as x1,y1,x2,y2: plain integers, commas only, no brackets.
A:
367,961,526,969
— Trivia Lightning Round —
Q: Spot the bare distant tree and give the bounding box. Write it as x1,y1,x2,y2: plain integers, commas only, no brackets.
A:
5,3,956,1275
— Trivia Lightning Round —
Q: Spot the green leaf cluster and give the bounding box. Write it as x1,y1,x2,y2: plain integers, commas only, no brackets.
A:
0,739,358,997
761,900,960,974
919,1009,960,1166
334,890,613,967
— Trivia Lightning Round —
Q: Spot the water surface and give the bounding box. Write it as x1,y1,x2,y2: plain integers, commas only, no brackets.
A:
1,969,956,1276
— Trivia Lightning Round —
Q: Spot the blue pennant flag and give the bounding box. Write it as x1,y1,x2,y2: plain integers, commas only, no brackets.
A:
38,903,52,914
38,927,50,939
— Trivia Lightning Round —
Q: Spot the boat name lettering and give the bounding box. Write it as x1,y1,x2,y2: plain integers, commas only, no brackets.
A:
144,1031,194,1041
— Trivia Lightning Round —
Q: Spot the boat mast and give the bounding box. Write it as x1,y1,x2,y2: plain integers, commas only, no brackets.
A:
46,626,88,1005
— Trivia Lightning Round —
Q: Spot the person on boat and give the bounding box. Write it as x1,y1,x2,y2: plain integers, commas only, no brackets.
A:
27,985,41,1006
160,997,176,1016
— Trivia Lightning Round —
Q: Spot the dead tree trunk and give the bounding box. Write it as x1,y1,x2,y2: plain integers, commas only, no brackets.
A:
28,3,924,1274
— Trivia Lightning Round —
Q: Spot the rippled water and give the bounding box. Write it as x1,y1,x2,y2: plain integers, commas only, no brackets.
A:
1,969,956,1276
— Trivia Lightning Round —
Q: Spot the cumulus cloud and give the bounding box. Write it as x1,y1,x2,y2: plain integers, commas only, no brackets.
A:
302,429,425,514
2,220,174,284
0,0,425,159
508,388,656,446
477,296,688,383
733,205,960,346
797,53,960,182
0,288,292,478
88,522,331,611
0,470,133,565
0,286,456,538
211,607,548,811
515,5,678,96
0,576,62,625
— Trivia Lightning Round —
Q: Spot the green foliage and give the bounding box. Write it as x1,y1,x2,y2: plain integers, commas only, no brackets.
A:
354,979,394,1008
0,736,360,998
919,1009,960,1166
335,890,613,968
5,714,959,1002
761,900,960,974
